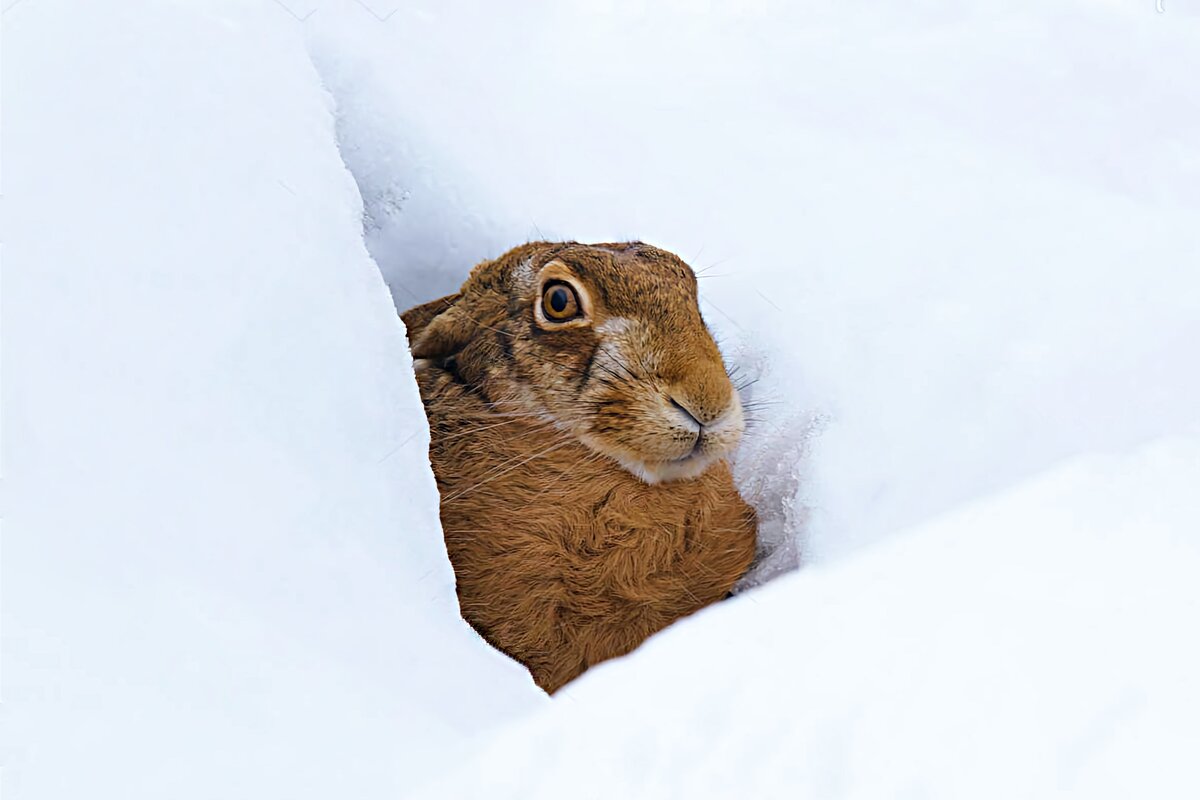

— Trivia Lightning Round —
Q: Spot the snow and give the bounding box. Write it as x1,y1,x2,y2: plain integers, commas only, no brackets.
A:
413,434,1200,799
5,0,1200,797
3,3,542,799
307,0,1200,575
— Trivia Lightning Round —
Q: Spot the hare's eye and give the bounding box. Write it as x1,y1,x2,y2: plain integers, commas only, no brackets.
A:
541,282,581,321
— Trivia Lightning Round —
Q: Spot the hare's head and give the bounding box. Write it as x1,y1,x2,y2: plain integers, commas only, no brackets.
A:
410,242,743,483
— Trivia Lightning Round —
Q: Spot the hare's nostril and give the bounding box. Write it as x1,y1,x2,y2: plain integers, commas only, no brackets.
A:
669,396,704,428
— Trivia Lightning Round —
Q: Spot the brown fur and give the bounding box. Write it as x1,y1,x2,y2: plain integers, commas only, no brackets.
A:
403,241,757,693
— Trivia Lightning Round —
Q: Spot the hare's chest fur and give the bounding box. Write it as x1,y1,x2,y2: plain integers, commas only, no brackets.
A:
421,380,756,692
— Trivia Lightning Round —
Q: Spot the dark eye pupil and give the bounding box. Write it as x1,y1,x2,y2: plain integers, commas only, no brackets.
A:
550,288,569,313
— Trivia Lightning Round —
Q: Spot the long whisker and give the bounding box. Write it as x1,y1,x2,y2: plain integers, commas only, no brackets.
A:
593,342,642,383
441,439,575,504
439,415,557,440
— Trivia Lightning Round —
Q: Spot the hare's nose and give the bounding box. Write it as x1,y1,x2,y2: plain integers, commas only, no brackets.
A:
668,393,728,427
669,396,704,428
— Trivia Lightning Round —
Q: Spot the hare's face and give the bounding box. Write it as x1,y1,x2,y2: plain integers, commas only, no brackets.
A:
507,243,744,484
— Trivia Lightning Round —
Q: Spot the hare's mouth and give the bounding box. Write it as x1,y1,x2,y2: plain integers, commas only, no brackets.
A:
577,393,745,484
576,429,719,484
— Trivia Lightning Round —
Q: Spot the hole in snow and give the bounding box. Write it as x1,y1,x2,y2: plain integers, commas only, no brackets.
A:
311,52,813,600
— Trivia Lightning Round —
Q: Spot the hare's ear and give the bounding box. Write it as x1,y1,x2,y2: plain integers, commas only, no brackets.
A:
401,293,459,347
406,295,480,360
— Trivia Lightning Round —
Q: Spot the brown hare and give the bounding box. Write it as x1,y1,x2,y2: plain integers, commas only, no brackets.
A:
402,241,756,693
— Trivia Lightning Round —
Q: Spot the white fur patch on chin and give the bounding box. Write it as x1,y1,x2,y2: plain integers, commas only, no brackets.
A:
576,431,723,484
618,452,720,484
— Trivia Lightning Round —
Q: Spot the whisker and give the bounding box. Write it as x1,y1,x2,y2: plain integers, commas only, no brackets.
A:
441,439,575,504
439,415,557,440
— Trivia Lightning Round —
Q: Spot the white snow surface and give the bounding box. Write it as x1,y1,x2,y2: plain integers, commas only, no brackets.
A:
4,3,542,799
5,0,1200,798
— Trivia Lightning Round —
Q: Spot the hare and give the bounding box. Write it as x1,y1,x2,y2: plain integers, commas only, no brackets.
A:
402,241,756,693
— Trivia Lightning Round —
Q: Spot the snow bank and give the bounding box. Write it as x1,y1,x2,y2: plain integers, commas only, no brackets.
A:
3,3,542,798
309,0,1200,578
415,434,1200,799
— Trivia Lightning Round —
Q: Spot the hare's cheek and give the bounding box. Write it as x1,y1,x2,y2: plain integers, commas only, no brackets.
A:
615,406,692,458
580,398,653,453
584,397,635,439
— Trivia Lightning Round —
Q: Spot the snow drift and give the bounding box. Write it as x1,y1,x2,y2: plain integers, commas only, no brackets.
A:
4,4,542,799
